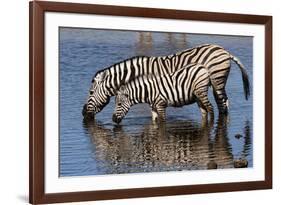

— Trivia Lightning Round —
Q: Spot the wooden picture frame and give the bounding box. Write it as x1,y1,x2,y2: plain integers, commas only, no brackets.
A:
29,1,272,204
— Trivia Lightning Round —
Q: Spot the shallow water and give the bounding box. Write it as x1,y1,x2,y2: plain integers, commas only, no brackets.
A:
59,28,253,177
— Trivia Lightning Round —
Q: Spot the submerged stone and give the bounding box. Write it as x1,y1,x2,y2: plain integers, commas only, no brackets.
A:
207,160,218,169
233,159,248,168
235,134,243,139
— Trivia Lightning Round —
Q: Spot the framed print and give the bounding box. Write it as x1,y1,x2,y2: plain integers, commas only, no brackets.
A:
29,1,272,204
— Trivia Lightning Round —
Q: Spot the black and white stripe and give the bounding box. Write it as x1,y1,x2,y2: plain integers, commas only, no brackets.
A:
112,63,213,123
82,44,250,118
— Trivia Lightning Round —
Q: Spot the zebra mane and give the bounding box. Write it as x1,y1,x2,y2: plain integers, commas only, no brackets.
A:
92,55,148,82
164,43,212,59
124,72,156,86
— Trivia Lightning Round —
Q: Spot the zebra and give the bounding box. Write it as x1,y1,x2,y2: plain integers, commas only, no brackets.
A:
112,63,213,124
82,44,250,119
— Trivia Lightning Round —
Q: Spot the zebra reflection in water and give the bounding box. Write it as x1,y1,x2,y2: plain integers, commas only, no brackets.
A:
82,116,252,174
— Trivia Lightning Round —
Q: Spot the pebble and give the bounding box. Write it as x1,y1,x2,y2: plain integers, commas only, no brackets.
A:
207,160,218,169
235,134,243,139
233,159,248,168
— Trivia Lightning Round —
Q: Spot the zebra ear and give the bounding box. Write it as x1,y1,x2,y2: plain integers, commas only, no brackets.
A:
115,85,125,95
94,70,109,82
118,85,124,90
118,86,129,98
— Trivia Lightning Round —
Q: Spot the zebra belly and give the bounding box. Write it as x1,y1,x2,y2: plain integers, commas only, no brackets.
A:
166,96,196,107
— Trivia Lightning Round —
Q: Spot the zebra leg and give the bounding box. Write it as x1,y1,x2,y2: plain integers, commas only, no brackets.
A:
198,104,208,127
196,100,208,127
197,102,208,117
212,88,229,114
194,89,214,120
151,107,159,122
153,104,166,123
152,98,167,123
209,63,230,114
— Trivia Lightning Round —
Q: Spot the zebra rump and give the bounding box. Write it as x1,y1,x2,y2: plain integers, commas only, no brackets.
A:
112,63,214,124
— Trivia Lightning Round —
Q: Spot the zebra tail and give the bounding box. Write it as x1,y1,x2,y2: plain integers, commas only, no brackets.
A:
230,54,250,100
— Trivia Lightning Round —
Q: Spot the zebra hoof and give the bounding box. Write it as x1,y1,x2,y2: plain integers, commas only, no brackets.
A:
152,117,158,122
151,110,158,121
219,108,228,115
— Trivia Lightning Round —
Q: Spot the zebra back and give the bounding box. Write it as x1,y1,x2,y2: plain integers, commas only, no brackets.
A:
93,44,228,87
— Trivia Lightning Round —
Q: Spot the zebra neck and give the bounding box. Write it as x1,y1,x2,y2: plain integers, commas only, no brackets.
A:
112,57,148,86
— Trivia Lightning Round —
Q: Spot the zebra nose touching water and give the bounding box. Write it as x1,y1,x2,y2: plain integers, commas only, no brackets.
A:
82,44,250,121
112,63,214,124
82,74,111,119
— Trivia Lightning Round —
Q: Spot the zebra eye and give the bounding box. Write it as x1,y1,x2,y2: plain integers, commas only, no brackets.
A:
117,103,122,106
89,91,94,95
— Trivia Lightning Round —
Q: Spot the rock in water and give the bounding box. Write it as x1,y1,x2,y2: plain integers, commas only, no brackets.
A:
235,134,243,139
234,159,248,168
207,160,218,169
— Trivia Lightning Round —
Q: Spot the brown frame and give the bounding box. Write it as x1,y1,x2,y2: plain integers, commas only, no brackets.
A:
29,1,272,204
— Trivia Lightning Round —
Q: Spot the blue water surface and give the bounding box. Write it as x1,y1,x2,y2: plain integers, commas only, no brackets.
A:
59,28,253,177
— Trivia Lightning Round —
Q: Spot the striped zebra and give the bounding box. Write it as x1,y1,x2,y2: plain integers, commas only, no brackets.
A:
82,44,250,119
112,63,213,123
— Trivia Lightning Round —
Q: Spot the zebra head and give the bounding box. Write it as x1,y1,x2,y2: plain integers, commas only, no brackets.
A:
112,86,131,124
82,71,111,119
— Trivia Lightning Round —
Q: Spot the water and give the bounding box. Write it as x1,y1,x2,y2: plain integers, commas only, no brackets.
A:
59,28,253,177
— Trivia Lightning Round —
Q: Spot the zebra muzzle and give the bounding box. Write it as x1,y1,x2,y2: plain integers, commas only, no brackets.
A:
82,104,87,116
82,104,95,119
